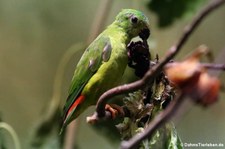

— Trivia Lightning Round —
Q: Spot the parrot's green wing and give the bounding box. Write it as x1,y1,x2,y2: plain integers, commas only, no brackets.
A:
62,35,112,121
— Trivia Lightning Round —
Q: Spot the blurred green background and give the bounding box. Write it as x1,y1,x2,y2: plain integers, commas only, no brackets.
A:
0,0,225,148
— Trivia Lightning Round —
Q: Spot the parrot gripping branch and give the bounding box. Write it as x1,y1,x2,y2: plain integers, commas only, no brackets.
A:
85,0,225,148
91,0,225,121
61,9,151,131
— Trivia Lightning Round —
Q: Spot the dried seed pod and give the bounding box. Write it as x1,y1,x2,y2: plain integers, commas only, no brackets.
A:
165,45,220,106
127,41,151,78
194,72,220,106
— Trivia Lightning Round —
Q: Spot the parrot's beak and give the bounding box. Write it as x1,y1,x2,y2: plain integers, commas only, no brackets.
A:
139,28,150,41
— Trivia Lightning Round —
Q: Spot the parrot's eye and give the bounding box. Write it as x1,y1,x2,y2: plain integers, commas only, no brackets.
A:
131,16,138,24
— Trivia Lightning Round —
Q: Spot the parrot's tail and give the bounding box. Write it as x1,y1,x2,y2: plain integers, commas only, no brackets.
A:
60,95,85,134
67,95,85,117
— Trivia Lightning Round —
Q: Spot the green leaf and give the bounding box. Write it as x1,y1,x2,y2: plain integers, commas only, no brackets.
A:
147,123,183,149
166,123,183,149
147,0,206,27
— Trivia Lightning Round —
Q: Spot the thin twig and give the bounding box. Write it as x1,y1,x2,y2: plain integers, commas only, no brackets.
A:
202,63,225,71
63,120,80,149
120,93,185,149
95,0,225,118
166,62,225,71
209,46,225,76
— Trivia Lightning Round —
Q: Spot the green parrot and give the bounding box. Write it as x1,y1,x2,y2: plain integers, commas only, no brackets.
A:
61,9,150,132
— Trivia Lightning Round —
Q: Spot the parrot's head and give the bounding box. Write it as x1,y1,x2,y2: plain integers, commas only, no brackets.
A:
115,9,150,40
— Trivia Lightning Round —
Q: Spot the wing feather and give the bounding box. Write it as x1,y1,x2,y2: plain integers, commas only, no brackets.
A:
62,35,112,120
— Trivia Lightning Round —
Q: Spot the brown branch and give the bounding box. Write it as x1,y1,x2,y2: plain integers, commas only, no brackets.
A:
86,111,113,124
202,63,225,71
166,62,225,71
120,63,225,149
209,46,225,76
95,0,225,119
120,93,185,149
119,1,225,148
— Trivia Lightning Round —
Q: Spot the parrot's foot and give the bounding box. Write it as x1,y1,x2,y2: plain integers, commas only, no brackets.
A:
105,104,124,119
86,104,124,124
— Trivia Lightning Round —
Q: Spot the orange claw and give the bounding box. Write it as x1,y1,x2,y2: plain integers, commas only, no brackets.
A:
105,104,124,119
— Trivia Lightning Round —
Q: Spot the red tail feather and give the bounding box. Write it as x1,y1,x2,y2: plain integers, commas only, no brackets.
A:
67,95,85,117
